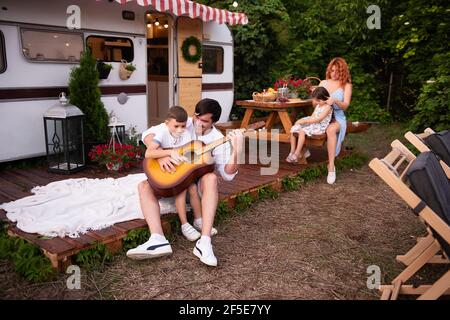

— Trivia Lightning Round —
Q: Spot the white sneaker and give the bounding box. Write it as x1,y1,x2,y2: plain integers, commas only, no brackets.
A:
181,223,201,241
304,149,311,159
327,169,336,184
126,236,172,260
193,239,217,267
193,220,218,237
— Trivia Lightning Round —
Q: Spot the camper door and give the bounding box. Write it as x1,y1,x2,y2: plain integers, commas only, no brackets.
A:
176,17,202,116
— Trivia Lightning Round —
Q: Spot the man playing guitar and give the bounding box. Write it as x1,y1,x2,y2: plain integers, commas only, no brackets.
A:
127,99,244,267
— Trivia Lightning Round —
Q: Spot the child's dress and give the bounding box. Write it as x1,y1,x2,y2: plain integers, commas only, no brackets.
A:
290,104,332,136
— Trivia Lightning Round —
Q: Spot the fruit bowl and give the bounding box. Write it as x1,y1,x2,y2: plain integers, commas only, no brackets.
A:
253,91,277,102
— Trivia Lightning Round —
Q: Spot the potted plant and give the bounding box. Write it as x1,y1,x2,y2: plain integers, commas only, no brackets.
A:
88,143,145,171
96,61,113,80
119,60,136,80
274,76,307,99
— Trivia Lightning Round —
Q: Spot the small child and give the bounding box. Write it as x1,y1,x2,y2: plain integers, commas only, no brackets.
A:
141,106,201,242
286,87,333,163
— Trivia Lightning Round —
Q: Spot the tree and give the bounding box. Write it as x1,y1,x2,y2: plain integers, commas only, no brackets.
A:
68,49,109,143
200,0,291,118
201,0,448,128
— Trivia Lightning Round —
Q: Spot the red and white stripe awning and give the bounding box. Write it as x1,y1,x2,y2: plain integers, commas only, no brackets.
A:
104,0,248,25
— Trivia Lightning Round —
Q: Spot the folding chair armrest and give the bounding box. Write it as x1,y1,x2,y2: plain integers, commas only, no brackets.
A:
404,132,450,178
392,139,416,161
404,131,431,153
418,206,450,246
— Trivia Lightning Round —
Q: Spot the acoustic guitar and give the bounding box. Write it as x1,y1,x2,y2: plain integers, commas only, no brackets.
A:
143,121,265,197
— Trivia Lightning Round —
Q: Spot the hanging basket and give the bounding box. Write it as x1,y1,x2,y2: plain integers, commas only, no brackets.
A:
303,77,322,94
119,59,134,80
96,61,112,80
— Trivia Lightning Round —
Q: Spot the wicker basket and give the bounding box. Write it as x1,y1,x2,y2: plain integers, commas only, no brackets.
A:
303,77,322,94
119,59,134,80
252,91,277,102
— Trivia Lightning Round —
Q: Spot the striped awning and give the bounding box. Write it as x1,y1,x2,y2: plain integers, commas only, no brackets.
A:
107,0,248,25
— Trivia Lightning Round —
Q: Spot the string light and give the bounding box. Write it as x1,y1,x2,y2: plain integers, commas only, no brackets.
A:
155,18,160,26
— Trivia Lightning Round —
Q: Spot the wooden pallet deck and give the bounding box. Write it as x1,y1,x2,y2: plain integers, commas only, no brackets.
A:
0,143,332,269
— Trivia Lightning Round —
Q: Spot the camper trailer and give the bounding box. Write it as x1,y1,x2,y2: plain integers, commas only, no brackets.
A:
0,0,248,162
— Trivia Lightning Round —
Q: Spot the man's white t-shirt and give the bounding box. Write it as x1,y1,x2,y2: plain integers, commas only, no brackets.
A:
141,122,191,149
185,118,237,182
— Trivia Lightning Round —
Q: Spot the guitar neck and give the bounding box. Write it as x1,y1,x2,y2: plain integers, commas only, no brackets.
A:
197,121,265,155
202,136,232,154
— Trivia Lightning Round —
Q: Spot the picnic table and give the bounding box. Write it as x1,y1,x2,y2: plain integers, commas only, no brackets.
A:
235,98,313,143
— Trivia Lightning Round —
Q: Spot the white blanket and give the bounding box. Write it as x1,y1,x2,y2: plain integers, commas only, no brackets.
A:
0,173,178,238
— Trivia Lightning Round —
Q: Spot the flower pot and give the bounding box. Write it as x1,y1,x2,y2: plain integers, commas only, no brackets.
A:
119,59,135,80
96,61,112,80
277,87,289,99
106,162,122,171
98,67,111,80
288,92,299,99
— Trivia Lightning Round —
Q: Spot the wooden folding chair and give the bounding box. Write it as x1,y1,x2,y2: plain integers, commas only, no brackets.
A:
369,140,450,300
405,128,450,177
385,140,450,267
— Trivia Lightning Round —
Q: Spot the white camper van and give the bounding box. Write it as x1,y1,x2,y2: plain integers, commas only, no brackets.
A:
0,0,248,162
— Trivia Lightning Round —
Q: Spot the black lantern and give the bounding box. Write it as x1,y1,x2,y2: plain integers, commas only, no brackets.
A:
43,92,86,173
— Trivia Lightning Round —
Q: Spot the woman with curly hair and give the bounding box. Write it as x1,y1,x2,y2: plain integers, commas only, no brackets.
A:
319,57,353,184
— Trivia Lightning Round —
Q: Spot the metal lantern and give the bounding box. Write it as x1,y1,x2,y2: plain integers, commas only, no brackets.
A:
43,92,85,173
108,116,126,148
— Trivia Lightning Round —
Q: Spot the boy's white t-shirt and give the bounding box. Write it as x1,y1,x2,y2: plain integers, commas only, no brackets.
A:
185,118,237,182
141,122,191,149
140,118,237,182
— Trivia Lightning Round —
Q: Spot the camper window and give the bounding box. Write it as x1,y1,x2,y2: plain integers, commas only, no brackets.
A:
202,46,224,74
20,29,83,63
86,36,134,62
0,31,5,73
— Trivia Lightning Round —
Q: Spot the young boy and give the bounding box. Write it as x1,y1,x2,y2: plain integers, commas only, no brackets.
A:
130,106,200,253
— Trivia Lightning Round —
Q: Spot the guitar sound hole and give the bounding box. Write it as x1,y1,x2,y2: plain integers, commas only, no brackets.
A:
183,151,198,163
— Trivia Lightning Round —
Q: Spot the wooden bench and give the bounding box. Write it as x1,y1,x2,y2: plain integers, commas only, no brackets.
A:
216,118,371,148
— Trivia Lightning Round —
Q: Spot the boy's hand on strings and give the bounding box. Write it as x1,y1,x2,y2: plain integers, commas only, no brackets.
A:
158,156,177,172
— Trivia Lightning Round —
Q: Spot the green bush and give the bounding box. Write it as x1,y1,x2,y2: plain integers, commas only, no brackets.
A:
0,225,56,282
282,175,302,191
346,65,391,123
122,228,151,252
257,185,279,200
215,200,232,225
234,193,255,212
297,165,327,182
410,53,450,132
74,243,113,269
69,49,110,143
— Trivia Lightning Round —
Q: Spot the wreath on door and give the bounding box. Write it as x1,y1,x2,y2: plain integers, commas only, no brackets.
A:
181,36,202,63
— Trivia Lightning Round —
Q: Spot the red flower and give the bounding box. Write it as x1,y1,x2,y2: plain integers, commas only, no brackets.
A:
89,143,145,171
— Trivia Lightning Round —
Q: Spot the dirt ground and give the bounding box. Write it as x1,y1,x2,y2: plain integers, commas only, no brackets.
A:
0,124,446,300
